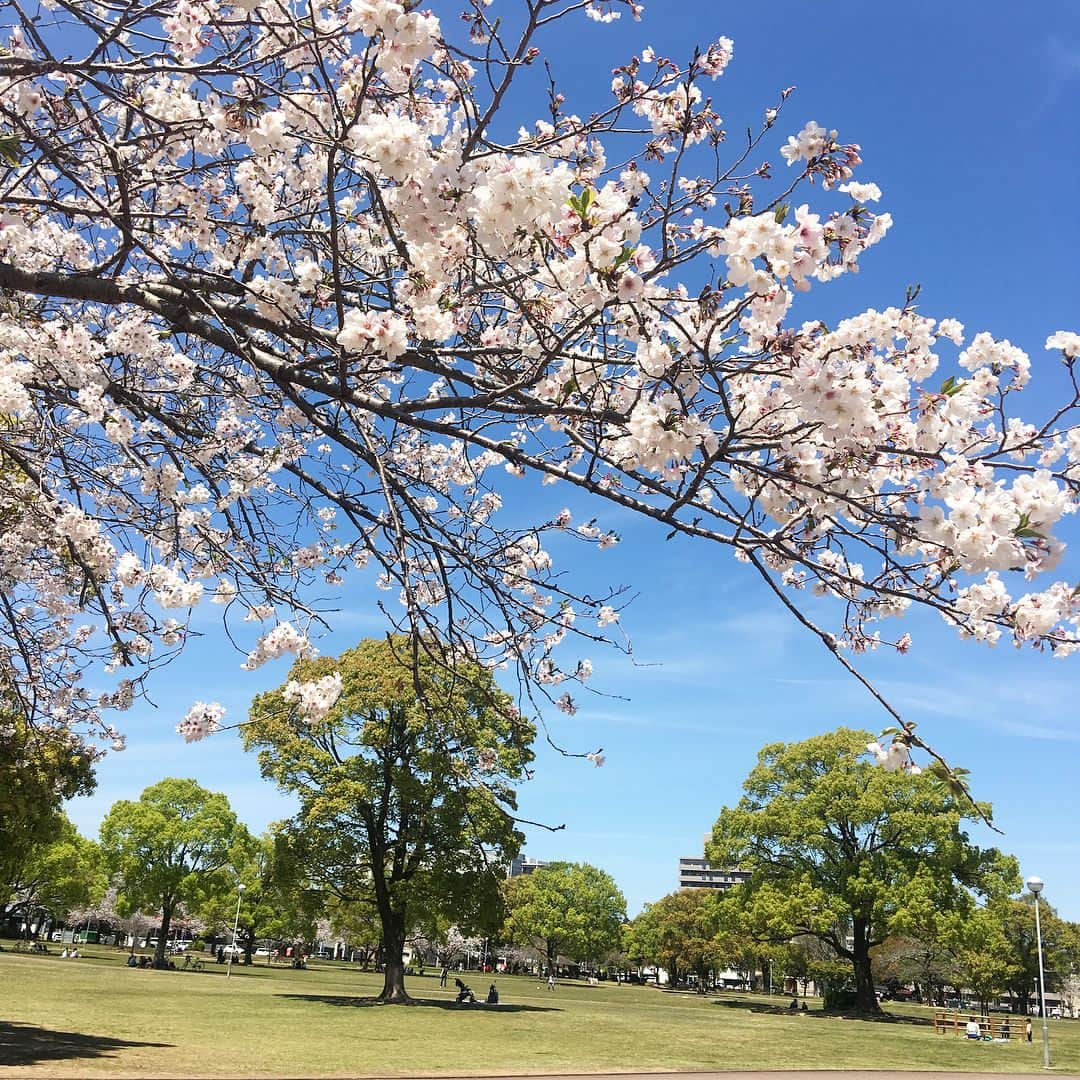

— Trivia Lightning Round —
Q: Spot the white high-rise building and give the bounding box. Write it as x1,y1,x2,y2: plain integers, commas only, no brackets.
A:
678,856,749,891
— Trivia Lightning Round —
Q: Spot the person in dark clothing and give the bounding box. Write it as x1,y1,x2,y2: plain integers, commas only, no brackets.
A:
455,978,475,1004
440,966,449,987
486,983,499,1005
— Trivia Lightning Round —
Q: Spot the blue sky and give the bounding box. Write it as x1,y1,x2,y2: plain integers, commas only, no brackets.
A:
67,1,1080,922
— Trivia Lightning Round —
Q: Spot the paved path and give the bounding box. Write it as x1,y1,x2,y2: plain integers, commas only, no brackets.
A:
403,1073,1080,1080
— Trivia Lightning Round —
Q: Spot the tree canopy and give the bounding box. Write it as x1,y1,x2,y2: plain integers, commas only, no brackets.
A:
244,636,534,1002
708,727,1019,1013
627,888,726,991
2,812,102,932
196,828,313,963
99,777,240,967
504,860,626,971
997,896,1079,1015
0,713,95,895
0,0,1075,784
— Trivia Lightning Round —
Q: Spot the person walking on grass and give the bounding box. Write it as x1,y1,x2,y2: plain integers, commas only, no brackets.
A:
547,972,557,992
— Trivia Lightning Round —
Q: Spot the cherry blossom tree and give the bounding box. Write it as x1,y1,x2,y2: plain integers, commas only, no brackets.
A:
0,0,1076,782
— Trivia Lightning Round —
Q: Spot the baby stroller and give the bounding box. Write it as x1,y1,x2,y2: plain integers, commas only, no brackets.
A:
455,978,476,1004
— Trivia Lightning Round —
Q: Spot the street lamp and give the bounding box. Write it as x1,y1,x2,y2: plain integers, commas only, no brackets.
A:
1026,876,1051,1069
226,883,246,980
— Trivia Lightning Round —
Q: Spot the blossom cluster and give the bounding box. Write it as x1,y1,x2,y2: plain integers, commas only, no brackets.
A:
0,0,1074,766
282,672,344,725
177,701,226,743
866,740,922,775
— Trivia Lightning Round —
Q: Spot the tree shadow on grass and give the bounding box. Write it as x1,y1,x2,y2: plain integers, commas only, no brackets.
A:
0,1020,173,1067
278,993,559,1013
710,1000,934,1026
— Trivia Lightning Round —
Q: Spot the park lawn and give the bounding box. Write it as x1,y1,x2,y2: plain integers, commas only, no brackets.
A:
2,947,1078,1077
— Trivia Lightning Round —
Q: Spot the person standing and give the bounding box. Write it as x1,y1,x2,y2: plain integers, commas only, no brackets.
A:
547,972,556,992
440,966,448,987
1026,1017,1033,1043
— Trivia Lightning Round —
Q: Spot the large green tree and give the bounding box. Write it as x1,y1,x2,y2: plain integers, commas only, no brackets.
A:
504,861,626,972
628,889,725,991
100,778,240,968
708,728,1018,1014
0,714,95,898
244,636,534,1003
952,906,1021,1011
3,813,102,935
197,829,313,964
998,896,1077,1015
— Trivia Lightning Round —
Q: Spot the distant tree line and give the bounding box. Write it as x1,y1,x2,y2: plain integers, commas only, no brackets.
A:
6,694,1076,1016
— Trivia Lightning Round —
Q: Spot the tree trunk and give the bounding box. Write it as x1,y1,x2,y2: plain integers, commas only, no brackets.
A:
851,918,880,1014
155,903,173,968
377,909,411,1003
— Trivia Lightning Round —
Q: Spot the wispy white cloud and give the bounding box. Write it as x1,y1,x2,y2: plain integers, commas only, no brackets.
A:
770,668,1080,744
575,707,740,735
983,716,1080,743
572,830,669,843
599,607,798,687
1045,36,1080,101
875,679,977,720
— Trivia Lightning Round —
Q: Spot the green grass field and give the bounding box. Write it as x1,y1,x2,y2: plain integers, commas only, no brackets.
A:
2,945,1077,1077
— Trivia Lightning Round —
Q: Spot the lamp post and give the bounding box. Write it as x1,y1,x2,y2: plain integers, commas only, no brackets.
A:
226,883,246,979
1026,876,1051,1069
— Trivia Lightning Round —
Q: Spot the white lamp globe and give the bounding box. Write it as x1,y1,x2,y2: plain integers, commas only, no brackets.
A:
1025,876,1044,895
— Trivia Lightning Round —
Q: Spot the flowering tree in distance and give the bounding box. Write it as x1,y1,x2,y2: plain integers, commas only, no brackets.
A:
0,0,1077,778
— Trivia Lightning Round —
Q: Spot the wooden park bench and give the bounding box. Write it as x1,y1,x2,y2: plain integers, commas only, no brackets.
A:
933,1011,1015,1039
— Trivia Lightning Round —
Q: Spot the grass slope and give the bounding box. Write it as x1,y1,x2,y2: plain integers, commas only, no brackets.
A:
2,946,1077,1077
